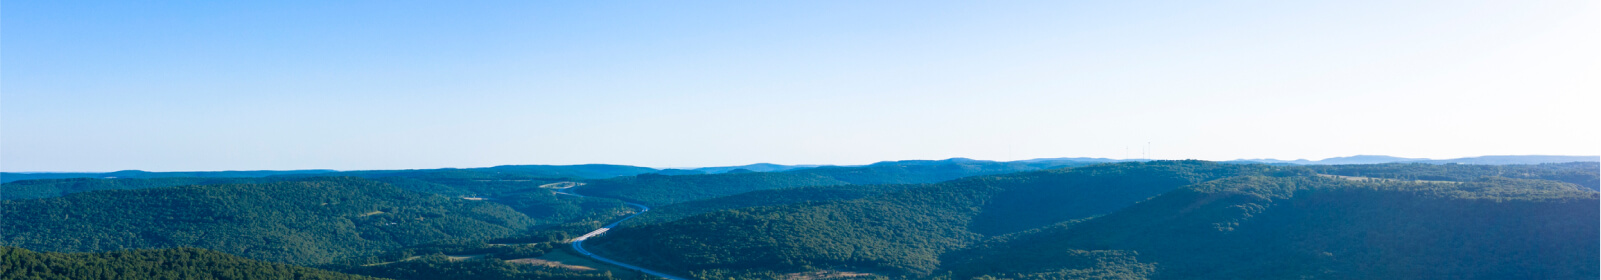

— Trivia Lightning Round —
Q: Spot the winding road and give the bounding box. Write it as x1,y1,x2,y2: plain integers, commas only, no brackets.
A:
553,184,688,280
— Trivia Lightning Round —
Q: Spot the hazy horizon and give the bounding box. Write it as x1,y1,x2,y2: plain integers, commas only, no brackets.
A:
6,1,1598,171
4,154,1597,173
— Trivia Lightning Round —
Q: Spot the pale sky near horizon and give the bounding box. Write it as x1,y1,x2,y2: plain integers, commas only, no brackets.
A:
4,1,1598,172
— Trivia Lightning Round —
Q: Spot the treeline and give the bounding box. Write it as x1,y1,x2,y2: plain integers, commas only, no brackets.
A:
322,222,640,280
590,161,1288,276
621,184,925,227
2,170,644,279
334,253,617,280
1,177,535,265
1,177,271,200
580,172,851,206
0,246,385,280
0,169,336,183
581,158,1096,206
588,161,1599,279
943,176,1597,279
0,164,658,184
1307,162,1599,189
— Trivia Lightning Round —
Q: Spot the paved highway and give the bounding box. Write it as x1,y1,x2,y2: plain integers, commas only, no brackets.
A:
554,184,688,280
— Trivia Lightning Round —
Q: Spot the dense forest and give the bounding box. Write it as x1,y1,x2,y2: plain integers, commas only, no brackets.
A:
0,169,336,183
588,161,1292,276
1,177,272,200
620,184,925,226
1,177,536,265
579,172,851,206
580,158,1097,206
293,164,659,183
319,222,644,280
588,161,1599,279
0,246,385,280
0,164,657,184
942,176,1597,279
2,159,1595,280
1306,162,1599,189
0,171,651,279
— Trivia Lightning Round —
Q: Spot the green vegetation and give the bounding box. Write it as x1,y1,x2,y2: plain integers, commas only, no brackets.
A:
0,169,337,183
1307,162,1600,190
1,177,535,265
581,172,850,206
0,246,384,280
589,161,1285,276
333,253,619,280
284,165,658,182
321,222,641,280
621,184,924,227
1,177,271,200
581,158,1097,206
588,161,1598,279
691,163,813,174
5,160,1595,280
943,176,1598,279
0,164,657,184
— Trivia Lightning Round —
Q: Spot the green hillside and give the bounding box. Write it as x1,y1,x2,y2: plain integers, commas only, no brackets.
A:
580,159,1098,206
587,161,1287,276
1,177,270,200
1,177,536,265
1306,162,1600,189
620,184,925,227
0,170,337,183
322,232,621,280
0,164,657,184
579,172,850,206
586,161,1598,279
0,246,385,280
943,176,1598,279
300,164,658,182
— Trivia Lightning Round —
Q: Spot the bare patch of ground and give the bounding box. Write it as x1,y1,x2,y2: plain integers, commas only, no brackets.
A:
539,249,642,279
506,258,597,271
1316,174,1454,183
783,270,878,280
446,254,486,261
539,182,584,189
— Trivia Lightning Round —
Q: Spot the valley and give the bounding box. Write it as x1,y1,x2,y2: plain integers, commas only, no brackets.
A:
2,157,1597,280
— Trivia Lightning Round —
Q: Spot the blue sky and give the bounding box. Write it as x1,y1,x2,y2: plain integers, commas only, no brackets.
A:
4,1,1598,171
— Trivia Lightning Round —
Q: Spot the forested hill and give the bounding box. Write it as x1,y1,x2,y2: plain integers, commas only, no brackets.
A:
1,246,386,280
1,177,271,200
587,161,1599,279
1232,155,1600,165
942,176,1598,280
580,158,1100,206
620,184,926,227
1,177,536,265
306,164,659,181
587,161,1289,276
1306,162,1599,190
0,164,658,183
0,169,335,183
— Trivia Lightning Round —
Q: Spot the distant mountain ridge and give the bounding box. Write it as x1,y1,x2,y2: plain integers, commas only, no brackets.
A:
0,169,339,183
7,155,1593,183
1232,155,1599,165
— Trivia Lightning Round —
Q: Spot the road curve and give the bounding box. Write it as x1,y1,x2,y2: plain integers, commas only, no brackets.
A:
554,185,688,280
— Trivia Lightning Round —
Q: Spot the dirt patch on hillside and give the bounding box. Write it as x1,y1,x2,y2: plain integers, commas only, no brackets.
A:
506,258,596,271
783,270,877,280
